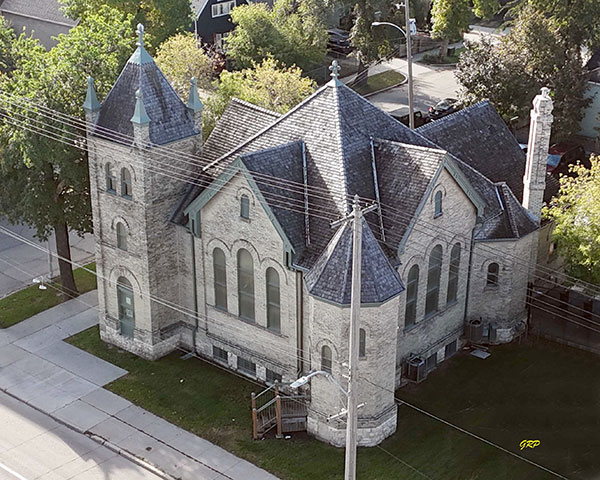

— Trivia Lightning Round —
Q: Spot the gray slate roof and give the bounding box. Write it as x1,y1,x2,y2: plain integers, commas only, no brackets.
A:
417,101,527,201
305,219,405,305
94,43,197,146
0,0,77,26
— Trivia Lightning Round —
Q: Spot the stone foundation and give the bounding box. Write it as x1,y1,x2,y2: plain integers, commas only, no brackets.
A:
307,403,397,447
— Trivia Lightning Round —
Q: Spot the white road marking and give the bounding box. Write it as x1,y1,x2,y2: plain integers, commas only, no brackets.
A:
0,461,29,480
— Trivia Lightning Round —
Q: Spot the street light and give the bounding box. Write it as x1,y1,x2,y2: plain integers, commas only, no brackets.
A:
372,11,416,129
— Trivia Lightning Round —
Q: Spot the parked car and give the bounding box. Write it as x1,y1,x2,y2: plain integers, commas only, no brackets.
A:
428,98,460,120
327,28,352,54
391,110,431,128
519,142,590,177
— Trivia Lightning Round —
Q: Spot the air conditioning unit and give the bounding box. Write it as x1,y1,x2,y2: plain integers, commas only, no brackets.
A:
466,318,483,343
407,356,426,383
488,322,498,343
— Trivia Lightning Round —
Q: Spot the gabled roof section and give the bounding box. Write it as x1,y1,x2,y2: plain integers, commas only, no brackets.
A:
417,101,527,201
94,33,197,146
372,139,447,249
171,98,281,225
240,141,306,253
305,219,404,306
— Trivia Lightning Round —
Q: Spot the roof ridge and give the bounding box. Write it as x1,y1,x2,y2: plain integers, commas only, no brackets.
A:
203,83,333,172
373,138,448,155
230,97,281,118
416,99,492,133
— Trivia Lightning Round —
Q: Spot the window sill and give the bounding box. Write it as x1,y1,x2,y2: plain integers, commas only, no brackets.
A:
446,299,458,308
106,189,116,195
484,284,499,292
121,194,132,200
208,304,287,339
239,217,251,223
433,212,443,219
404,306,453,333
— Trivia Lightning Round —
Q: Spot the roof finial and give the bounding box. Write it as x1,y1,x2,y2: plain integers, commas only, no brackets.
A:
136,23,145,47
83,76,100,112
540,86,550,98
186,76,203,113
329,60,341,79
131,88,150,125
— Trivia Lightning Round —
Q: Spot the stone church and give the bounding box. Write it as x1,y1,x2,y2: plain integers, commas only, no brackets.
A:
84,26,555,447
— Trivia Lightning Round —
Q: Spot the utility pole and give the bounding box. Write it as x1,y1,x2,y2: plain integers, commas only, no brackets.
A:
404,0,414,129
332,196,376,480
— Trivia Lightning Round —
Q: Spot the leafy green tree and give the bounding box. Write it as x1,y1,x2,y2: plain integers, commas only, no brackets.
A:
204,58,316,137
59,0,191,52
456,5,589,140
155,33,222,99
0,6,132,298
430,0,471,58
544,156,600,285
0,15,16,74
225,1,327,72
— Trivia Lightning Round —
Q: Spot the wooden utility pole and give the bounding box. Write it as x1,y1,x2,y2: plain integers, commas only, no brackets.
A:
332,196,376,480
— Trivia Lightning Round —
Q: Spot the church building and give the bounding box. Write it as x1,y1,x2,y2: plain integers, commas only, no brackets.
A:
84,25,555,447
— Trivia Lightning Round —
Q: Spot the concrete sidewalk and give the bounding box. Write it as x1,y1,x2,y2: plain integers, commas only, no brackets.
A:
0,291,278,480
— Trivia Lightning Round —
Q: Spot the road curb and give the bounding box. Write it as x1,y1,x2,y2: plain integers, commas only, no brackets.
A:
363,77,408,98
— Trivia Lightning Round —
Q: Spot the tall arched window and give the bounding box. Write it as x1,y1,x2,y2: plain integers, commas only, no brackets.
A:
121,168,132,199
487,263,499,286
321,345,332,374
447,243,461,304
240,195,250,219
425,245,443,316
237,249,255,320
405,265,419,327
213,248,227,310
105,163,116,193
359,328,366,358
117,277,134,338
116,222,127,251
434,191,443,217
266,267,280,332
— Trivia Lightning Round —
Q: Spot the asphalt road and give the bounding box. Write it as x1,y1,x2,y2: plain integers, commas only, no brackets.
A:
0,219,95,299
0,391,162,480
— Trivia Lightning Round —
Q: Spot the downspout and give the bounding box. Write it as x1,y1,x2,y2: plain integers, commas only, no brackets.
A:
463,223,479,324
190,232,199,352
296,270,304,375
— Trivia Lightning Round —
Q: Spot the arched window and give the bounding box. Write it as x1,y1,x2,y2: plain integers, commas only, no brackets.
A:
359,328,366,358
405,265,419,327
237,249,254,320
105,163,116,193
240,195,250,219
266,267,280,332
425,245,443,316
213,248,227,310
116,222,127,251
434,191,443,217
321,345,332,374
121,168,132,199
447,243,461,304
117,277,134,338
487,262,499,286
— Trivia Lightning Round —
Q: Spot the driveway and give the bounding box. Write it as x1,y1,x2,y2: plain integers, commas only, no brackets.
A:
0,219,95,299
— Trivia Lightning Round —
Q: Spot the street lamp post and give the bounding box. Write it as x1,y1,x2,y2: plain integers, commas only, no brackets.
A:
372,7,415,128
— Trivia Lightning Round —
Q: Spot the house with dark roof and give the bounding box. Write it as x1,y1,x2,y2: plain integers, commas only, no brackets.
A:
0,0,78,49
84,25,554,448
579,50,600,138
191,0,273,48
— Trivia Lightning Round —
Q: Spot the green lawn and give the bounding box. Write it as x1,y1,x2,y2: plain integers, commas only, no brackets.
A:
66,328,600,480
421,47,466,65
0,263,97,328
351,70,405,96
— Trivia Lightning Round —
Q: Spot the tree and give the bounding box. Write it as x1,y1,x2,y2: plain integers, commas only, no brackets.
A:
155,33,222,99
456,5,589,140
225,1,327,72
59,0,191,52
203,58,316,137
0,6,132,299
543,156,600,286
430,0,471,58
